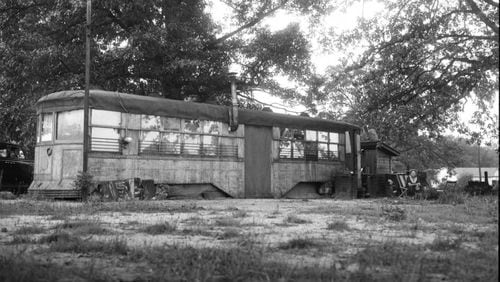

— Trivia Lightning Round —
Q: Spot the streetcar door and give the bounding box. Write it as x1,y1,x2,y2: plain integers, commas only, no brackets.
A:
244,125,272,198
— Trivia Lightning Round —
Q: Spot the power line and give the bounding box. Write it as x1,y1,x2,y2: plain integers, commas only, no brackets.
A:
236,92,306,115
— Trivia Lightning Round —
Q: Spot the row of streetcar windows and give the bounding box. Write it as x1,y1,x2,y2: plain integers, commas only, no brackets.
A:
279,128,346,161
38,110,347,162
137,116,239,157
38,109,240,158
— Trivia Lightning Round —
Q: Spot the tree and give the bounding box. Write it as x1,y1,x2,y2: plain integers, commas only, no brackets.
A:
315,0,499,168
0,0,329,154
394,135,499,170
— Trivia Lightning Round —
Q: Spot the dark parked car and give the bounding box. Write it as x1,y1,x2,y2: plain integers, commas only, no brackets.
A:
0,142,33,194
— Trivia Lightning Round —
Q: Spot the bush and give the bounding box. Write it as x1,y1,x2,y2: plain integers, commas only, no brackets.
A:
456,173,473,190
0,191,16,200
437,190,467,205
73,171,94,200
465,182,493,195
436,173,472,204
418,188,440,200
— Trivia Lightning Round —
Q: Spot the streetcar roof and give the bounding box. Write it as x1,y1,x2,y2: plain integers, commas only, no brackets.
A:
36,90,360,132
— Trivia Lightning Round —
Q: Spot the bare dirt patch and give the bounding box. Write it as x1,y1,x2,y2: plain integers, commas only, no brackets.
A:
0,197,498,281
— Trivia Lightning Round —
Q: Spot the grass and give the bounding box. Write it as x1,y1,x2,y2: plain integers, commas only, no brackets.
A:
326,220,350,231
426,237,462,252
39,232,129,255
283,214,311,224
0,199,203,216
14,226,46,235
348,240,498,281
53,220,109,235
437,190,468,205
3,239,497,282
182,215,205,225
180,228,214,237
125,244,342,281
213,216,241,227
279,238,321,250
9,235,37,244
267,205,280,218
349,242,424,280
270,204,280,215
47,214,69,221
1,197,497,281
38,231,74,244
0,256,110,282
217,228,241,240
141,222,177,235
381,205,407,221
232,209,248,218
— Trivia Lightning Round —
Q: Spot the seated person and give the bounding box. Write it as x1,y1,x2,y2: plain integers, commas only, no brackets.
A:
407,169,422,195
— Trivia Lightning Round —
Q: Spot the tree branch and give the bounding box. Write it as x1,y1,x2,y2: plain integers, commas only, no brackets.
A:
212,0,289,45
436,33,497,41
103,8,131,34
464,0,499,35
482,0,499,8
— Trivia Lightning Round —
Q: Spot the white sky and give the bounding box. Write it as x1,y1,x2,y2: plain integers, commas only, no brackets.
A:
206,0,499,142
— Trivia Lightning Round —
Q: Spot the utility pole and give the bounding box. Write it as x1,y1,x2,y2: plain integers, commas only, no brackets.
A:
478,143,482,182
83,0,91,173
228,71,238,131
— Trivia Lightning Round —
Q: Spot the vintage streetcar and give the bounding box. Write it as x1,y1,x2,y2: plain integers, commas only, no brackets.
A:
29,90,362,199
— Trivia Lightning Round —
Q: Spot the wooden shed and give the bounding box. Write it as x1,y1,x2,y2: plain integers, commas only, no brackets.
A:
359,141,400,197
361,141,400,174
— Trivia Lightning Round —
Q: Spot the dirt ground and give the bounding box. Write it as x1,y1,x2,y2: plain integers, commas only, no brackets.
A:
0,197,498,281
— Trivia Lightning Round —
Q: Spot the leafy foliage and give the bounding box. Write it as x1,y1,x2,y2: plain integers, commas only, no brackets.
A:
393,135,499,170
1,0,498,168
0,0,330,154
73,171,93,198
318,0,499,165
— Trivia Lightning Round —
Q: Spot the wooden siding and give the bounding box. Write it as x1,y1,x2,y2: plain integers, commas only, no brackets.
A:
361,149,377,174
376,152,392,174
271,161,343,197
88,156,244,198
362,148,393,174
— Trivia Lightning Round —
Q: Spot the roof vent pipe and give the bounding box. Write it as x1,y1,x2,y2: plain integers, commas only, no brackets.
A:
228,72,239,131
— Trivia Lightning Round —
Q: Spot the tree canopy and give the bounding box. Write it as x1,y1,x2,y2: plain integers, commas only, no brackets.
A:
316,0,499,169
0,0,498,169
0,0,328,153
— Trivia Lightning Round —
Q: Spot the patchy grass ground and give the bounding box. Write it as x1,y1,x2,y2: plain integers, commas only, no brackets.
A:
0,196,497,281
